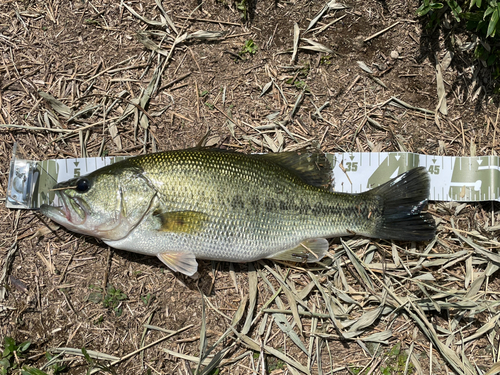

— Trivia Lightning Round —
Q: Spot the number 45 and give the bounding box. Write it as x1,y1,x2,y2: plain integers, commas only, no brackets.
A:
428,165,440,174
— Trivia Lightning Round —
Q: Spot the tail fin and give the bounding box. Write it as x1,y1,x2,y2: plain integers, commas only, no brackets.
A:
367,167,435,241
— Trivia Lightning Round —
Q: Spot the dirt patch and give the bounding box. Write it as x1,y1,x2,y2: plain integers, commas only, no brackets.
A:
1,0,499,374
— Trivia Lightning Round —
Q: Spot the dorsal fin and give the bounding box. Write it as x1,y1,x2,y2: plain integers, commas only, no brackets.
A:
256,152,332,189
195,130,212,148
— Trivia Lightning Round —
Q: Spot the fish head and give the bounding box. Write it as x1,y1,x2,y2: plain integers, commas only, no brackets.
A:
41,164,157,241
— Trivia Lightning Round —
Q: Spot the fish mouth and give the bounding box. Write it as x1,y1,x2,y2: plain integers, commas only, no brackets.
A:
40,191,129,241
40,192,88,228
65,196,88,225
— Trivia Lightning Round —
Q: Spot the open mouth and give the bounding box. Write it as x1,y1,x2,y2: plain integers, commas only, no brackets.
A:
68,197,87,223
42,191,87,226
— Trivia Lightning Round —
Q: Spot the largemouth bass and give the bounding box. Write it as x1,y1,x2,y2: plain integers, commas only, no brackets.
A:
41,149,435,276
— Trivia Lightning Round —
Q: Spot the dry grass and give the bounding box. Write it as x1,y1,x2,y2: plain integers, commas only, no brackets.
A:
1,0,500,374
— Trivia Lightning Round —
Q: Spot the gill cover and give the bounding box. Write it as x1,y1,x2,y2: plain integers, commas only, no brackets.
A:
91,167,157,241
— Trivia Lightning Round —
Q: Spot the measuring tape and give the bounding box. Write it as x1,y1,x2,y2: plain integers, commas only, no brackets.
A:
328,152,499,201
6,143,500,209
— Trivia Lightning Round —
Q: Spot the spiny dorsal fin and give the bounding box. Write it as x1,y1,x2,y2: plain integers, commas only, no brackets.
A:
154,210,209,234
256,152,332,189
268,238,329,263
195,130,212,148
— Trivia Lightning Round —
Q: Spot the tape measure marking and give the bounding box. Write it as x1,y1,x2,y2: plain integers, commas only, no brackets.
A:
7,148,500,209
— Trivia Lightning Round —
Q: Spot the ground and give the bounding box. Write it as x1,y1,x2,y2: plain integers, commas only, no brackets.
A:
1,0,500,374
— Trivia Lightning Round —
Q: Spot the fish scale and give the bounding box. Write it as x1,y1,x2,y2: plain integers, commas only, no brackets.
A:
41,149,435,276
130,151,370,256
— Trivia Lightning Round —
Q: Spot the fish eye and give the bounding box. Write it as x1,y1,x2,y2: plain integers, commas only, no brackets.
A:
75,178,91,193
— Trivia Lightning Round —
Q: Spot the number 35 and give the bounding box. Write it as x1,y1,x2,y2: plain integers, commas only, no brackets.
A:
345,162,358,172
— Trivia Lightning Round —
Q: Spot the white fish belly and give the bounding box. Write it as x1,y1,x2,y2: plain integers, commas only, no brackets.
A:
103,228,302,262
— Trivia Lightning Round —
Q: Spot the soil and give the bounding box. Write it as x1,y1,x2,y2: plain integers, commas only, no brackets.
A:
0,0,499,374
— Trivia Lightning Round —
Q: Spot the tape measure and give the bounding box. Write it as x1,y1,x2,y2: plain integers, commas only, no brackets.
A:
6,143,500,209
328,152,500,201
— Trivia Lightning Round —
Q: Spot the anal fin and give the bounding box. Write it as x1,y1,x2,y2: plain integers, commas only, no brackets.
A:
268,238,329,263
157,251,198,276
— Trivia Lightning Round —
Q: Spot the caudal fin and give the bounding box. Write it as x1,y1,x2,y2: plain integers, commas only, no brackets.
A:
367,167,435,241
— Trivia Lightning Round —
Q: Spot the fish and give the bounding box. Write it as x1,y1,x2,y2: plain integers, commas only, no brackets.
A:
40,149,435,276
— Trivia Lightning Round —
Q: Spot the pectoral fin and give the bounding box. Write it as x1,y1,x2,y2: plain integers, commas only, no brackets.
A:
157,251,199,276
268,238,329,263
154,210,208,234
